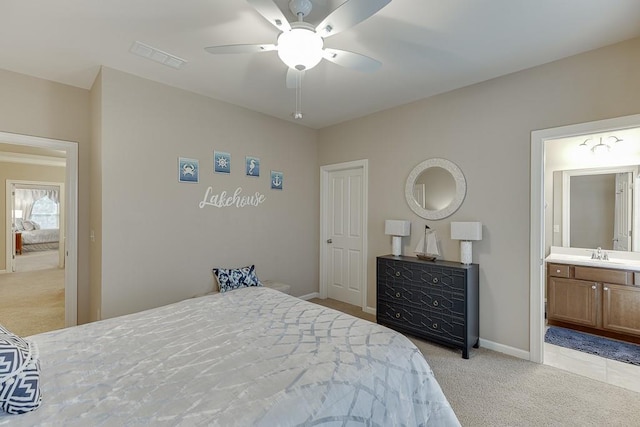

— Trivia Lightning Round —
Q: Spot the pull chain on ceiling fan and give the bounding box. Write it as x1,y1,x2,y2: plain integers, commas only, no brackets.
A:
205,0,391,119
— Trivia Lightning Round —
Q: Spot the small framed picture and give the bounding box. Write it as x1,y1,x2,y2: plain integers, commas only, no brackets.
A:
270,170,283,190
214,151,231,174
178,157,199,183
245,156,260,177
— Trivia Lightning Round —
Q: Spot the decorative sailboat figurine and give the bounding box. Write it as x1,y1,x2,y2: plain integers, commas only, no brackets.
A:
415,225,440,261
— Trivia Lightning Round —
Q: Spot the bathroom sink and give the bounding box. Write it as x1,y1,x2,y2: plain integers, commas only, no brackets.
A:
545,253,640,271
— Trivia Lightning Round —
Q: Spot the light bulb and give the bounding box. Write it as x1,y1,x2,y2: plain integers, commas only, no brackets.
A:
277,28,323,71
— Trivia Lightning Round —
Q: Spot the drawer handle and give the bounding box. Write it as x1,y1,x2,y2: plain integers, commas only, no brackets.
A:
432,323,438,329
433,300,439,307
556,269,561,273
432,277,439,284
395,272,401,277
395,313,401,319
395,292,401,298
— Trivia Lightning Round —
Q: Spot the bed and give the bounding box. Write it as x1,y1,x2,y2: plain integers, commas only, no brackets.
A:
14,219,59,252
0,286,460,426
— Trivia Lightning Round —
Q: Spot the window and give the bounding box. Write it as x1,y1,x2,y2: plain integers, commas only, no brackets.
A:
30,196,59,229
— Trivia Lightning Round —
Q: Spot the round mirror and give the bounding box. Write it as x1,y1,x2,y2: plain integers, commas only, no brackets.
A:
405,158,466,220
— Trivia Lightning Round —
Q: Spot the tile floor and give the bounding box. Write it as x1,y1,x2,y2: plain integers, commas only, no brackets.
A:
544,343,640,393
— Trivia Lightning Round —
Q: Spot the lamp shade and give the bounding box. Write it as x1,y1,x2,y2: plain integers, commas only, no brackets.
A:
451,222,482,241
385,220,411,236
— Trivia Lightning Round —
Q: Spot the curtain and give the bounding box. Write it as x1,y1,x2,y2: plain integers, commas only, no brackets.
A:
14,187,60,221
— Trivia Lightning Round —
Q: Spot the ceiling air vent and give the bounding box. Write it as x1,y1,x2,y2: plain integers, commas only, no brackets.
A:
129,41,187,70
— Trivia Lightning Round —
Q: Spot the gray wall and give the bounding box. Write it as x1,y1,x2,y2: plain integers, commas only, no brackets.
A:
317,37,640,352
0,68,92,324
95,68,319,319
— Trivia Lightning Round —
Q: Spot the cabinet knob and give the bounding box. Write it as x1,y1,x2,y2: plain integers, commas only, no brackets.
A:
395,272,401,277
556,269,561,273
395,292,401,298
592,285,596,290
433,300,439,307
432,277,439,284
395,313,401,319
432,323,438,329
604,286,609,291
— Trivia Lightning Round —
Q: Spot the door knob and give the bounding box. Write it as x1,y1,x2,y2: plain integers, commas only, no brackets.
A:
326,239,332,244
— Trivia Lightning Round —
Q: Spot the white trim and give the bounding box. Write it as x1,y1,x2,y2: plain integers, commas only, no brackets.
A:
0,131,78,327
0,152,65,167
363,306,376,315
530,113,640,364
479,338,530,360
298,292,320,301
319,159,369,311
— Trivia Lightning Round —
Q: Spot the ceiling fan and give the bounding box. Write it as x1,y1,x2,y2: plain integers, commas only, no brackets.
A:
205,0,391,90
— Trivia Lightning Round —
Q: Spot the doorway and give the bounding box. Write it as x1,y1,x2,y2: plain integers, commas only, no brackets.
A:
0,131,78,328
530,114,640,392
319,160,369,312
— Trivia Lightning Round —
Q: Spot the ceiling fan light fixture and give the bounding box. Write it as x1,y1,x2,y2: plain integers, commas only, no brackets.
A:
277,28,323,71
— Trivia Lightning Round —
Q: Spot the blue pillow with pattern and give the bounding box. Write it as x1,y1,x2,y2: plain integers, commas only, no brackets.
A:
213,265,263,293
0,325,42,415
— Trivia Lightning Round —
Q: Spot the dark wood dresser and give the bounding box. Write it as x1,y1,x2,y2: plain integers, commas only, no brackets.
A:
376,255,480,359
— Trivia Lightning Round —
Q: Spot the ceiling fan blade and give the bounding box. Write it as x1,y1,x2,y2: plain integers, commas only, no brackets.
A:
204,44,277,54
315,0,391,38
246,0,291,32
323,48,381,72
286,68,305,89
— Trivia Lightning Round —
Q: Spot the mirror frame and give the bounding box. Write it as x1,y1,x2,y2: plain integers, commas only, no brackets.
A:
405,158,467,220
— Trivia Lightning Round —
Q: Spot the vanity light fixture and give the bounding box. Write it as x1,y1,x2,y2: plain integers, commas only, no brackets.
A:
385,220,411,256
451,222,482,264
577,135,623,154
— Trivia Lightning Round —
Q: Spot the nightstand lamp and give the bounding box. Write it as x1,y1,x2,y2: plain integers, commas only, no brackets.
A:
451,222,482,264
385,220,411,256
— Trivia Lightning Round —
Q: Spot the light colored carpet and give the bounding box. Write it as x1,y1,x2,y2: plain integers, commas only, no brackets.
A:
0,267,64,337
15,249,60,272
309,298,640,427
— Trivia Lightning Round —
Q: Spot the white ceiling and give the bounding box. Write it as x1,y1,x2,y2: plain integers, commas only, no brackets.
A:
1,0,640,129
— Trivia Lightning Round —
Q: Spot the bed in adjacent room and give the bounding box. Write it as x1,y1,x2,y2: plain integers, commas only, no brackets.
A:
0,286,460,426
14,219,59,252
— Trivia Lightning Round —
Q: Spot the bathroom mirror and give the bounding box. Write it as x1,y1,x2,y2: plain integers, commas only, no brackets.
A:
554,165,639,251
405,158,466,220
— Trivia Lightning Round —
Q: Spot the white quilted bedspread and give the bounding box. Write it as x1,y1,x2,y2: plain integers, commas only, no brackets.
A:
0,287,460,426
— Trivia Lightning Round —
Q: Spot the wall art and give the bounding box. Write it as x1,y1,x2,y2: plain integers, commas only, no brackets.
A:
178,157,199,183
245,156,260,177
270,171,283,190
214,151,231,174
199,186,266,209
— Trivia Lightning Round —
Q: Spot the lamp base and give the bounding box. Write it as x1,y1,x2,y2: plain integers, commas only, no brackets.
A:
391,236,402,256
460,241,473,264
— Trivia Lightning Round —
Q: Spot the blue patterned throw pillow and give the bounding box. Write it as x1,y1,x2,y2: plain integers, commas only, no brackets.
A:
0,325,42,415
213,265,263,293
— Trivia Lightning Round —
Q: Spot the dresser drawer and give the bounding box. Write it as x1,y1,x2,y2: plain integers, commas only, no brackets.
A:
378,259,465,293
379,281,465,315
574,266,633,285
377,300,464,344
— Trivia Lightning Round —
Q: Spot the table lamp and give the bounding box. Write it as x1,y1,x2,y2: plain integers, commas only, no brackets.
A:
385,220,411,256
451,222,482,264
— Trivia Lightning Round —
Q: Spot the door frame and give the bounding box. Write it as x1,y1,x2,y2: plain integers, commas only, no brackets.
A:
529,113,640,363
319,159,370,312
0,131,78,327
6,180,65,272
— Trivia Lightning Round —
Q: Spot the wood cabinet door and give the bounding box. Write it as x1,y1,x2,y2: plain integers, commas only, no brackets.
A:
602,283,640,336
548,277,599,327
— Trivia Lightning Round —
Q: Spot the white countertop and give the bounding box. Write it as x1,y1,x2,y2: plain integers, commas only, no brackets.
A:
546,246,640,272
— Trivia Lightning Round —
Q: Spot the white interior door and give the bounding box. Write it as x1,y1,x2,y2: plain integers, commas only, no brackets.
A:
325,167,365,306
613,172,632,250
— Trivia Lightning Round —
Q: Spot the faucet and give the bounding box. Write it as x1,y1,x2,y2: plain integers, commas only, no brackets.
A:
591,247,608,260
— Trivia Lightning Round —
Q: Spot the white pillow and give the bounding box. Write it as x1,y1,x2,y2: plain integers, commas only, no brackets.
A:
22,220,36,231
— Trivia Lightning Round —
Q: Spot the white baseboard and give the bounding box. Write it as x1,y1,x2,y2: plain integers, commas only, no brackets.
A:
479,338,530,360
298,292,320,300
364,306,376,315
0,269,7,275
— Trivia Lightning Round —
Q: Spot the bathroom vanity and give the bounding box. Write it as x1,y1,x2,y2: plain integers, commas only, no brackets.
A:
546,247,640,344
